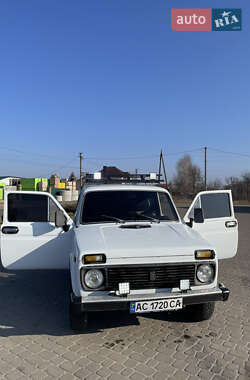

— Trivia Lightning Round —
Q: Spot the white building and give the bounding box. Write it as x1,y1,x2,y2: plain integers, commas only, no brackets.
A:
0,177,20,186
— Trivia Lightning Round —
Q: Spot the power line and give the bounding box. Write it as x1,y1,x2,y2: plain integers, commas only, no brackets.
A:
0,145,204,162
208,147,250,159
84,154,158,160
4,145,250,179
48,159,79,176
0,146,78,161
2,145,250,162
0,156,57,167
163,148,204,157
83,148,203,161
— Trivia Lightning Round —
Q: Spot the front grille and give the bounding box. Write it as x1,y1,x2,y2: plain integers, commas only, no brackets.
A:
107,264,195,290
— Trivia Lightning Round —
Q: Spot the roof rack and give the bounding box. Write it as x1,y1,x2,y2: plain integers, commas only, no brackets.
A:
83,172,164,186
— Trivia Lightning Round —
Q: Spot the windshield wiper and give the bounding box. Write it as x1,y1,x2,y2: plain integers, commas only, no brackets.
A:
101,215,125,224
139,214,160,224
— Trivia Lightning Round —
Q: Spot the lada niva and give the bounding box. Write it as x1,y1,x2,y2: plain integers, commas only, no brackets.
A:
1,185,238,330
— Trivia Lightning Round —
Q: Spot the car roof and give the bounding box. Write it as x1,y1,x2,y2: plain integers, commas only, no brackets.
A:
82,184,168,193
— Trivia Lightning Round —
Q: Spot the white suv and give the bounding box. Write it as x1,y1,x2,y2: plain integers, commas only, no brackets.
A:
1,185,238,330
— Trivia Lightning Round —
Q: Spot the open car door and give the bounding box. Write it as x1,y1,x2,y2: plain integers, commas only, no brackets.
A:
184,190,238,260
1,192,73,269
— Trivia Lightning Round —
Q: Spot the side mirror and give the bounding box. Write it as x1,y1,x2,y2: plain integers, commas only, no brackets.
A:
194,208,204,223
55,209,69,231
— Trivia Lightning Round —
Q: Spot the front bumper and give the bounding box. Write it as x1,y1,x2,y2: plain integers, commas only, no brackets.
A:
70,283,229,315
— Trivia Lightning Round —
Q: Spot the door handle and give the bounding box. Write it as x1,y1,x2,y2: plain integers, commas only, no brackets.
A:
1,226,19,234
225,221,237,228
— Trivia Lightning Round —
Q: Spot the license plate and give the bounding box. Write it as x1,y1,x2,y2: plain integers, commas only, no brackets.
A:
130,298,183,313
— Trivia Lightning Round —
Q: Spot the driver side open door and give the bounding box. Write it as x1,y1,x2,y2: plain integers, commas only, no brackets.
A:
184,190,238,259
1,192,73,270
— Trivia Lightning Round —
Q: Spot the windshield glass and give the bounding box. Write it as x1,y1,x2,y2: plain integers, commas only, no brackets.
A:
81,190,179,224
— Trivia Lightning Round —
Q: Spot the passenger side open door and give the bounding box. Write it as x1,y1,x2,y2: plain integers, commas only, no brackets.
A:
183,190,238,259
1,192,73,269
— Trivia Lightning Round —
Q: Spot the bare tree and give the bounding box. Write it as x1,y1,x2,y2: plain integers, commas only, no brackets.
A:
225,176,239,186
242,172,250,201
225,175,249,201
68,171,77,181
173,155,202,195
207,178,223,190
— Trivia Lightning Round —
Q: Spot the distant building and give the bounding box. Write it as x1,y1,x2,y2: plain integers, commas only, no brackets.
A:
76,166,161,188
0,176,20,186
101,166,130,181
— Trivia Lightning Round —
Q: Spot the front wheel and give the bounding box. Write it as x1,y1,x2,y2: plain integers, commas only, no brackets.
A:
69,299,88,331
69,277,88,331
184,302,215,322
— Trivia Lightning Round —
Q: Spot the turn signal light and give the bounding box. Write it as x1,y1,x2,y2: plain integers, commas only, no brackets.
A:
83,254,106,264
195,250,215,260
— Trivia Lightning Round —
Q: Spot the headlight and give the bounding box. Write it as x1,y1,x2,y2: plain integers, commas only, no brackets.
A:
196,264,214,283
84,269,104,289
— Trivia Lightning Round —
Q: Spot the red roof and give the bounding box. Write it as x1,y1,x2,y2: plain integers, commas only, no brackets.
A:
101,166,129,178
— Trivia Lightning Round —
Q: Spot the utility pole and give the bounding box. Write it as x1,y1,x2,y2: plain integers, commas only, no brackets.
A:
79,152,83,189
204,146,207,190
161,152,167,186
158,150,162,183
158,149,167,186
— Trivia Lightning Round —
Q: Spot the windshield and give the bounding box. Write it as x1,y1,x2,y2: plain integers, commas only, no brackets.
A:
81,190,179,224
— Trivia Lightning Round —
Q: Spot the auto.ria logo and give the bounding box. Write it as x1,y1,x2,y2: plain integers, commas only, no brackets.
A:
171,8,242,31
212,9,241,31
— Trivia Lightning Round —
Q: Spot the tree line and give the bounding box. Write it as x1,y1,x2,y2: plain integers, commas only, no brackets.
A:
69,156,250,201
169,154,250,201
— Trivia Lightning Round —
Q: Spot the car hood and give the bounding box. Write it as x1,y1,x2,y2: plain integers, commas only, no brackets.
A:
74,222,213,263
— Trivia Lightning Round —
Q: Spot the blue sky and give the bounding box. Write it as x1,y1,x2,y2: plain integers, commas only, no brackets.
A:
0,0,249,181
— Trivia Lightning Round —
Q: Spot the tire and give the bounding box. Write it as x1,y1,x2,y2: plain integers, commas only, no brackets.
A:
69,278,88,331
70,308,88,331
69,297,88,331
184,302,215,322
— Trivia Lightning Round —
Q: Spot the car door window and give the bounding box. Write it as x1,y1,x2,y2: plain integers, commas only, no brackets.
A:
8,193,48,222
200,193,231,219
188,197,201,219
49,197,60,223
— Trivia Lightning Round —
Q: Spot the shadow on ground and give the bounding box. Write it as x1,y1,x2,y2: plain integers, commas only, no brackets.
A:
1,207,248,337
0,261,196,337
